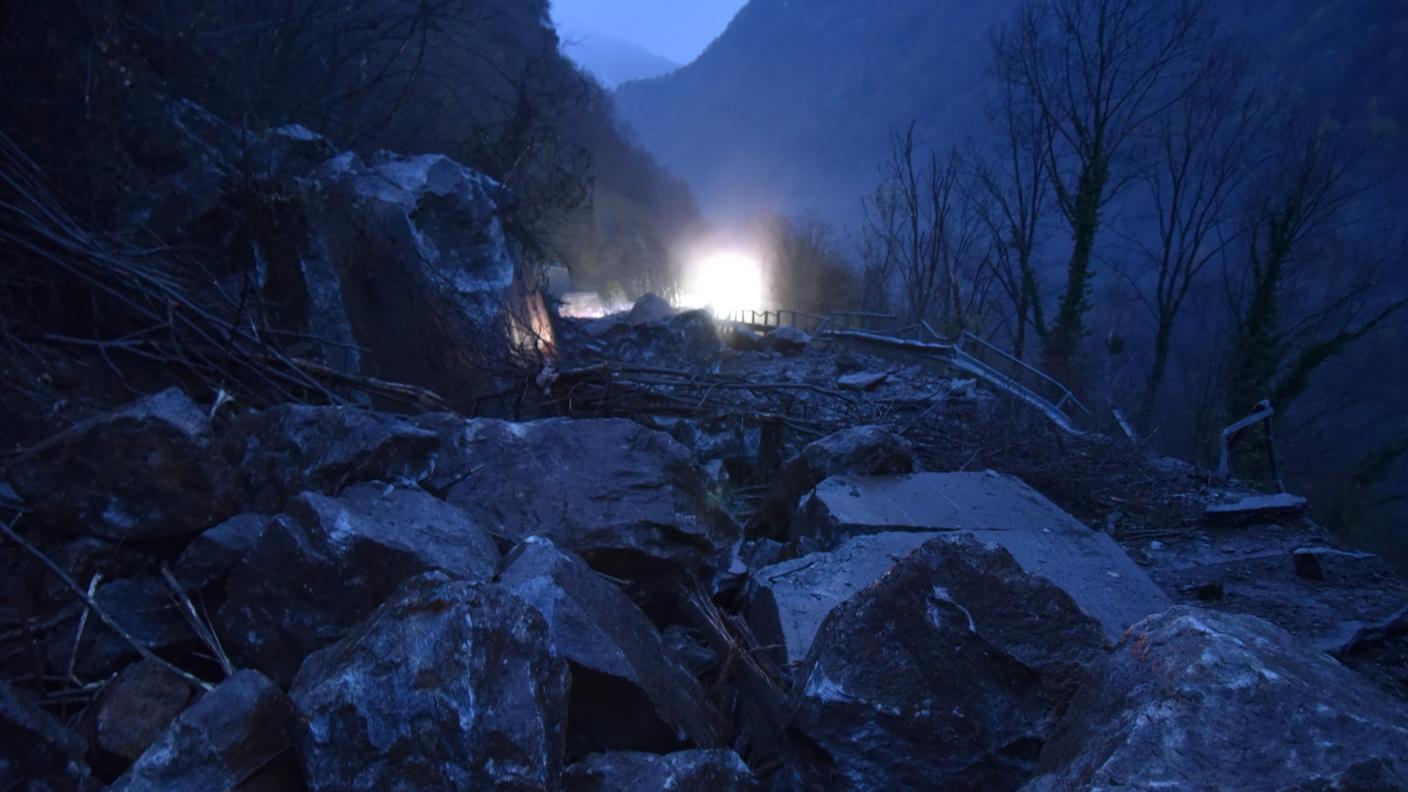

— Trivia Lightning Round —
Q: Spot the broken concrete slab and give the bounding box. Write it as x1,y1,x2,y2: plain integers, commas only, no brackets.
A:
745,532,938,666
793,471,1171,641
1204,492,1308,520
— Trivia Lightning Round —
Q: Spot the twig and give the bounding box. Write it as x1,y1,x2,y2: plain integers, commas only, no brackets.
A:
0,516,213,691
160,563,233,678
66,572,102,685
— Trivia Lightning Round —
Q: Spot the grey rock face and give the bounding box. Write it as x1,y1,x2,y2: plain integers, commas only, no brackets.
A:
794,471,1171,641
0,679,98,791
221,404,439,512
440,418,740,615
749,425,917,536
218,483,498,684
174,512,274,591
1024,607,1408,792
290,573,570,792
109,670,301,792
499,538,721,754
8,388,237,540
564,750,757,792
787,534,1107,791
745,532,938,666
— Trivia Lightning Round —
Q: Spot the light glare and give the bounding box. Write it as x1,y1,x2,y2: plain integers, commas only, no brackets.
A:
678,251,765,316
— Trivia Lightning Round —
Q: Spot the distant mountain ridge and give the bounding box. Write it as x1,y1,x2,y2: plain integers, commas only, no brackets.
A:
616,0,1408,237
559,26,679,89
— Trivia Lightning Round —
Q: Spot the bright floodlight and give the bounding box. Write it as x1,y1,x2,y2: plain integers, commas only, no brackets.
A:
679,251,765,316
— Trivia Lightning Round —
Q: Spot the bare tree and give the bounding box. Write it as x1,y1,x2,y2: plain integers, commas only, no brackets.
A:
972,68,1053,360
866,124,978,330
1129,46,1262,423
1224,120,1408,421
996,0,1216,375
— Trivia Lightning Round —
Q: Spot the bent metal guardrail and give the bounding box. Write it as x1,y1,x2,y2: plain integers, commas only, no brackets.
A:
723,310,1090,435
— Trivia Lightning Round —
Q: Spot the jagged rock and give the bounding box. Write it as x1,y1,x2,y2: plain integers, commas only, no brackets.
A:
745,532,937,666
564,750,756,792
499,537,721,755
218,483,499,684
7,388,237,540
787,534,1107,791
627,292,675,324
1332,605,1408,701
221,404,439,512
174,512,274,591
749,425,917,536
726,323,764,351
836,371,888,391
51,576,188,679
1025,607,1408,792
794,471,1171,641
764,325,811,354
1293,545,1380,581
662,625,721,678
591,309,722,369
290,573,569,792
109,670,301,792
440,418,740,616
0,678,98,790
85,658,199,770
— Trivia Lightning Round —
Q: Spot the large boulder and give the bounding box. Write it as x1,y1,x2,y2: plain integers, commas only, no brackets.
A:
7,388,237,540
109,670,302,792
499,537,721,755
1025,607,1408,791
748,425,918,536
221,404,440,512
794,471,1171,641
564,750,756,792
744,532,938,667
438,418,740,615
290,573,570,792
0,679,98,790
787,534,1107,791
218,483,499,684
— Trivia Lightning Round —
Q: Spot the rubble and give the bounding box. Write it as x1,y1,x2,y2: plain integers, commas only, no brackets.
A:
85,658,200,770
1025,607,1408,791
438,418,740,616
563,749,756,791
836,371,888,391
218,483,500,684
7,388,238,540
787,534,1107,790
498,537,721,754
108,670,301,792
0,678,98,790
1293,545,1379,581
290,573,570,792
745,532,938,665
794,471,1171,640
1203,491,1308,520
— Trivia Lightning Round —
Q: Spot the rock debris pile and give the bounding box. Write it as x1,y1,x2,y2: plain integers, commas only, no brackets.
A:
4,339,1408,790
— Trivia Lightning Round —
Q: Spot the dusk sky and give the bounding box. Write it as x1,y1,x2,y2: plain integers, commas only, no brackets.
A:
550,0,749,64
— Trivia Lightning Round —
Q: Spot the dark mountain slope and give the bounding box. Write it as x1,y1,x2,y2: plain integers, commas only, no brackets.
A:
616,0,1408,234
560,27,680,89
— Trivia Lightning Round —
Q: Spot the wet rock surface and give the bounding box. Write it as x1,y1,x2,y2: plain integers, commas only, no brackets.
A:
218,483,499,684
109,670,300,792
787,534,1108,791
499,537,721,755
563,749,756,791
440,418,740,613
1025,607,1408,792
8,388,237,540
221,404,439,512
290,573,569,792
745,531,937,666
